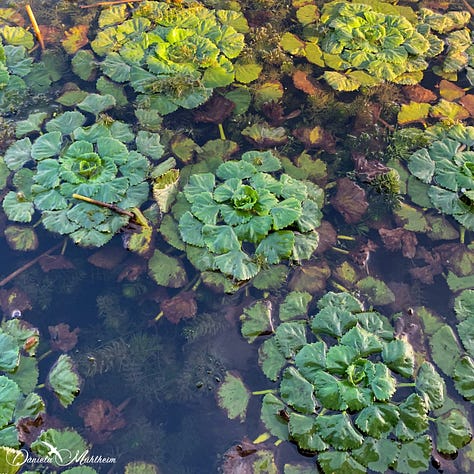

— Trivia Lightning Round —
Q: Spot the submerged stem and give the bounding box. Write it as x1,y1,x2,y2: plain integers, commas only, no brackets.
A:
37,349,53,362
218,123,226,140
0,241,63,287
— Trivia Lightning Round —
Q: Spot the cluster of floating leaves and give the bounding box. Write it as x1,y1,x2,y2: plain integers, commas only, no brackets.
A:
217,291,472,473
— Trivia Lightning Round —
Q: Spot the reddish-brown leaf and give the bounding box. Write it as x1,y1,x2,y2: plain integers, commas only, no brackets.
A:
332,178,369,224
161,291,197,324
49,323,80,352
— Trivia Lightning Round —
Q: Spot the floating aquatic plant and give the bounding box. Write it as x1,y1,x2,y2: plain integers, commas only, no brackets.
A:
0,317,81,451
282,0,471,91
77,1,247,115
407,124,474,231
174,150,323,282
1,106,164,247
218,291,472,473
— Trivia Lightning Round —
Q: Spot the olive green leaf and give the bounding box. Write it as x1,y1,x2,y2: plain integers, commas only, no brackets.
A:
216,371,250,422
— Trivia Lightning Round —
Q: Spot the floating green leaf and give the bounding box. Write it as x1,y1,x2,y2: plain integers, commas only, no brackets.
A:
0,376,20,429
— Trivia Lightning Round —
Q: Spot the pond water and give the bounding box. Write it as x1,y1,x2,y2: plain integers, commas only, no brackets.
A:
1,0,474,473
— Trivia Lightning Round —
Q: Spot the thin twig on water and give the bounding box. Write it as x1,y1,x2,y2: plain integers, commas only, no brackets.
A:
0,242,63,287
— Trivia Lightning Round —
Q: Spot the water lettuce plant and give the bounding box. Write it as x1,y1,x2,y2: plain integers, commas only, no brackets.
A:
0,317,81,451
407,124,474,231
2,107,161,247
80,1,247,115
282,0,470,91
175,150,323,281
227,291,472,473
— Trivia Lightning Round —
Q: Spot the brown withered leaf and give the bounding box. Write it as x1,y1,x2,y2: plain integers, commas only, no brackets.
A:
39,254,75,272
403,84,437,103
221,438,273,474
261,101,300,126
88,245,127,270
292,126,336,152
161,291,197,324
409,246,443,284
194,94,235,124
17,415,45,446
459,94,474,116
117,256,147,282
353,152,391,181
78,399,127,444
0,287,31,315
332,178,369,224
49,323,80,352
315,220,337,254
39,25,63,46
293,70,319,95
379,227,418,259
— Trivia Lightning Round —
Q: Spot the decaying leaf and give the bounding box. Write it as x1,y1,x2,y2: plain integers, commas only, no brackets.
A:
62,25,89,54
379,227,418,259
332,178,369,224
160,291,197,324
293,70,319,95
78,398,127,444
87,245,127,270
403,84,437,103
0,287,32,315
49,323,80,352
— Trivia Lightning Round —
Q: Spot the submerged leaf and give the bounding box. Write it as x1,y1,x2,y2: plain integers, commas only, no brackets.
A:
216,371,250,422
47,354,81,408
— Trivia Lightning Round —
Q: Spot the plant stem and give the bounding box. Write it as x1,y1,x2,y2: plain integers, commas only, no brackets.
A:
331,246,350,254
153,310,164,322
337,234,356,241
461,0,474,16
0,241,63,287
72,193,135,218
80,0,143,8
253,432,271,444
37,349,53,362
460,225,465,244
252,389,277,395
25,5,45,50
218,123,226,140
36,383,45,389
331,281,349,293
397,382,416,387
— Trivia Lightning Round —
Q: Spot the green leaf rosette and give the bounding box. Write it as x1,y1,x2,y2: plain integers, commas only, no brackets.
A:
79,1,247,115
175,150,323,282
232,291,472,474
407,124,474,230
2,109,163,247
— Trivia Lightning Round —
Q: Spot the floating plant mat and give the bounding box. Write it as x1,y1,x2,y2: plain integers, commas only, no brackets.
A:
217,291,473,473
